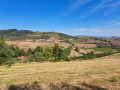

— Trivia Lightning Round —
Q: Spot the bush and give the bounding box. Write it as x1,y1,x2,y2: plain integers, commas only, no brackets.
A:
48,58,55,62
10,45,27,57
7,60,15,67
53,44,63,61
0,35,4,41
117,49,120,53
34,46,43,53
75,47,79,52
111,76,118,82
70,51,116,61
19,49,25,56
14,46,21,57
53,44,69,61
43,46,52,59
0,41,15,65
60,52,69,61
29,52,45,62
64,46,72,56
27,48,33,55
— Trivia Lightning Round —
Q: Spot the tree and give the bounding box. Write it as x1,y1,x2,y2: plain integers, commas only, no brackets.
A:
14,46,21,57
59,52,69,61
10,45,26,57
43,46,52,59
0,35,4,41
0,41,15,64
53,44,62,60
75,47,79,52
34,46,43,53
53,44,69,61
27,48,33,55
29,52,45,62
117,49,120,53
64,46,72,56
19,49,25,56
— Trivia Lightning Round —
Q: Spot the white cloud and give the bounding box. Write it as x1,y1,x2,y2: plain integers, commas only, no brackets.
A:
74,28,102,32
69,0,91,11
89,0,108,13
103,0,120,16
106,22,120,27
90,29,102,32
74,28,87,31
80,0,120,18
62,0,91,16
101,22,120,28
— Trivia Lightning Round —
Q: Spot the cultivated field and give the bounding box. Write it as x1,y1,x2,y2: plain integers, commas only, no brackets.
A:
0,53,120,90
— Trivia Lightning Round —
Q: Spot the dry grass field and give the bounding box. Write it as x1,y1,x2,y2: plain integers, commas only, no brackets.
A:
0,53,120,90
5,40,97,50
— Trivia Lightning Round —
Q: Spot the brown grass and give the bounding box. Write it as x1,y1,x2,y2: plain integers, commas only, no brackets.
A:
5,40,97,50
0,53,120,89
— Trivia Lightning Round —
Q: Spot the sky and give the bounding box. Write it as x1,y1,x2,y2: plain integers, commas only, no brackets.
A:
0,0,120,36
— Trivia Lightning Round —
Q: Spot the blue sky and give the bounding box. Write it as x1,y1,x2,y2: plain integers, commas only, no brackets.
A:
0,0,120,36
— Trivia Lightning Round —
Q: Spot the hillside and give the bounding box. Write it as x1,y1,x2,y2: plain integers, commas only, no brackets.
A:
0,53,120,90
0,29,33,40
0,30,120,90
0,29,120,49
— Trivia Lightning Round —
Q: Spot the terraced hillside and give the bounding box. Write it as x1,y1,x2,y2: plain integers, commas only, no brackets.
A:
1,29,120,49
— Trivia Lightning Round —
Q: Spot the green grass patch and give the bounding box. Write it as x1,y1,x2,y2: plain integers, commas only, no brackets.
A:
70,52,117,60
92,48,117,52
111,76,118,82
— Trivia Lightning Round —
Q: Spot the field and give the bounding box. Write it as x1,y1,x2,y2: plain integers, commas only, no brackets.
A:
91,48,117,52
0,53,120,90
5,40,97,49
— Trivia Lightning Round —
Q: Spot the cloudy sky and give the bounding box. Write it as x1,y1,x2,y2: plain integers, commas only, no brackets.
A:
0,0,120,36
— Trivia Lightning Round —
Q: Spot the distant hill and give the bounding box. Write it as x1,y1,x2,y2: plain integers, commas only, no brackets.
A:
0,29,33,36
0,29,120,49
0,29,33,40
0,29,17,35
0,29,75,40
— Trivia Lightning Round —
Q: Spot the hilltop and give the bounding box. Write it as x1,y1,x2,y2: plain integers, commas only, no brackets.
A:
0,29,120,49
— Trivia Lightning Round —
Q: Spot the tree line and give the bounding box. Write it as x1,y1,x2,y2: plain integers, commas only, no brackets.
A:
0,40,72,65
0,35,119,66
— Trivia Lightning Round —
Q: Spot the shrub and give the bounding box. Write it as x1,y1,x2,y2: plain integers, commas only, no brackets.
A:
27,48,33,55
0,35,4,41
7,60,15,67
111,76,118,82
43,46,52,59
72,43,75,46
10,45,27,57
117,49,120,53
19,49,25,56
53,44,69,61
14,46,21,57
0,41,15,65
23,60,28,63
75,47,79,52
70,51,116,61
48,58,55,62
64,46,72,56
59,52,69,61
34,46,43,54
28,52,45,62
53,44,63,61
